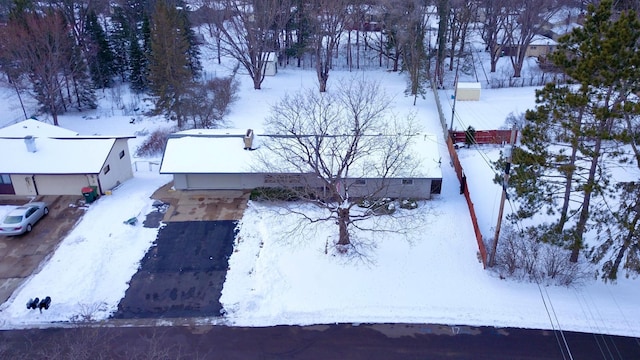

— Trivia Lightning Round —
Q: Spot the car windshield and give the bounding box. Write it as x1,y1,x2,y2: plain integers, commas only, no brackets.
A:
4,215,23,224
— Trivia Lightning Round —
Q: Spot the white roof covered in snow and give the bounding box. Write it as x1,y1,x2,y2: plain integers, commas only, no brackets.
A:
0,120,133,174
457,82,481,89
0,119,79,137
0,137,116,174
530,34,558,46
160,130,442,179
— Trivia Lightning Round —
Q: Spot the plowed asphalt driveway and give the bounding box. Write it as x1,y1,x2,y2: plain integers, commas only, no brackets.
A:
112,185,248,319
113,220,237,319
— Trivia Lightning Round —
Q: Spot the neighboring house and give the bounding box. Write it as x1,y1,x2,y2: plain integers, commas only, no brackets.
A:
0,119,134,196
159,129,443,199
500,34,558,58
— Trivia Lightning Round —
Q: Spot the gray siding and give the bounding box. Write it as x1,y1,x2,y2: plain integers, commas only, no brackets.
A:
175,173,436,199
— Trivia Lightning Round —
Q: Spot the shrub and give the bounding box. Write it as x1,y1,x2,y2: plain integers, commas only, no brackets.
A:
356,198,398,214
250,187,300,201
399,198,419,210
136,128,172,157
492,224,589,286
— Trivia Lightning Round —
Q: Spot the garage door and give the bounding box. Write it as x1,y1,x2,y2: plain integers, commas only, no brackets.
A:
34,175,92,195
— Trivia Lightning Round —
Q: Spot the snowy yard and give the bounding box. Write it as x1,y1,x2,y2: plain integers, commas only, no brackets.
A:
0,64,638,339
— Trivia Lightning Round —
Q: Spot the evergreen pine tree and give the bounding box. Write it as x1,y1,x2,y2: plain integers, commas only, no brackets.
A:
129,32,147,92
109,6,131,82
66,40,98,110
85,11,116,88
176,0,201,79
503,0,640,266
147,0,194,127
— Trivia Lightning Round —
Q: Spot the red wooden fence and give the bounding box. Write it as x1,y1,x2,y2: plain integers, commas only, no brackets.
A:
450,129,517,145
446,136,488,268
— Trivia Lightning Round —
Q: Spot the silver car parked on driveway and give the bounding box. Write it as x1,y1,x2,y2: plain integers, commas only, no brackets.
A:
0,202,49,236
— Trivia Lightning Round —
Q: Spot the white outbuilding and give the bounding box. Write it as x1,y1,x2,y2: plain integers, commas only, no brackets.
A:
456,82,481,101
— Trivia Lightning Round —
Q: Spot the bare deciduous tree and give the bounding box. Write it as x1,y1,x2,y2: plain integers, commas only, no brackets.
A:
503,0,560,78
448,0,478,71
479,0,509,73
258,78,425,252
1,10,79,125
213,0,292,90
308,0,348,92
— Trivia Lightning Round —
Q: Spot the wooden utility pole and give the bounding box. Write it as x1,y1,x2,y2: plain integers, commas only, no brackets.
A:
449,63,459,132
489,125,517,267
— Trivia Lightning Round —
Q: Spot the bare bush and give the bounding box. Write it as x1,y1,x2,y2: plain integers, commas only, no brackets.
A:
136,128,174,157
181,77,238,129
70,302,108,323
492,224,590,286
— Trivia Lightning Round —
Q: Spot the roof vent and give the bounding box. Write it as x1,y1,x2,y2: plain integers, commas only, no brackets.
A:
24,135,37,152
244,129,254,150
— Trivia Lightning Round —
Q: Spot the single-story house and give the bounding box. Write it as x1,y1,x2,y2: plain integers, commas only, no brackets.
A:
500,34,558,58
0,119,134,196
159,129,443,199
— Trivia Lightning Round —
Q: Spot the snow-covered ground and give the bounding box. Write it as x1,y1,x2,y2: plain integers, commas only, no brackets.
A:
0,59,638,339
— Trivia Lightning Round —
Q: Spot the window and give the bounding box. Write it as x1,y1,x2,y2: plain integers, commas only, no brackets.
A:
353,179,366,186
264,174,301,184
0,174,11,184
402,179,414,185
103,165,110,175
119,150,125,159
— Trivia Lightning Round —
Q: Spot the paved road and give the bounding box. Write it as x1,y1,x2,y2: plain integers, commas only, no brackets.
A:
0,323,638,359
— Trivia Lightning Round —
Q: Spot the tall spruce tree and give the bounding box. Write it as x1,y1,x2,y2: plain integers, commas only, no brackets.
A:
85,11,115,88
147,0,196,127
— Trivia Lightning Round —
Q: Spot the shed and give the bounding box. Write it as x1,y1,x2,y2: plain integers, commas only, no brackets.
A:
263,52,277,76
160,129,443,199
456,82,481,101
0,120,134,196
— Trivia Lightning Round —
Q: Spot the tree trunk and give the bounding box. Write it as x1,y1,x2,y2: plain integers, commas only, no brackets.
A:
571,131,602,262
392,56,399,72
318,73,328,92
490,46,499,72
347,30,352,70
337,207,350,246
436,0,449,86
252,71,262,90
356,30,360,70
608,218,637,281
557,107,584,232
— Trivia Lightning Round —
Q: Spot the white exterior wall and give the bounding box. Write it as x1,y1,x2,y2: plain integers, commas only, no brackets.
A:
10,174,37,196
456,82,481,101
98,138,134,193
264,53,277,76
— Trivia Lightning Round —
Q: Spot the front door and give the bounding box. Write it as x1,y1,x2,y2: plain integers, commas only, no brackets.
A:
0,174,15,195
